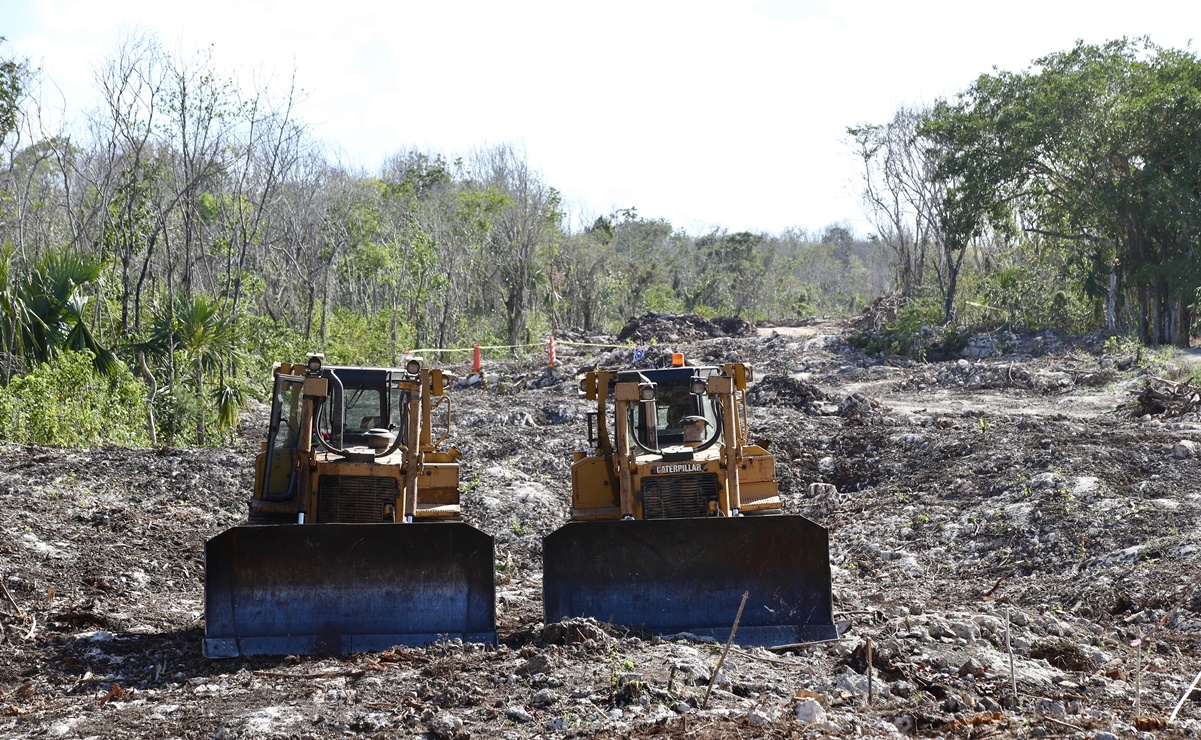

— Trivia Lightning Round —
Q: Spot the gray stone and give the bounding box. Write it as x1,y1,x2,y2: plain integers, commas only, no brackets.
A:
427,712,463,739
506,705,534,723
959,658,986,678
927,617,956,640
836,671,871,696
531,688,558,707
1174,440,1197,459
950,621,981,641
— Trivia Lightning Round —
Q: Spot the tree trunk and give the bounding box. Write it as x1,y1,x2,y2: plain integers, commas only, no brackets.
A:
1106,265,1117,332
1137,284,1150,345
195,362,206,446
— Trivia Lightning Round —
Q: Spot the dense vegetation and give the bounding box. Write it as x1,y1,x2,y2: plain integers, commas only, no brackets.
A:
0,34,1198,446
851,38,1201,347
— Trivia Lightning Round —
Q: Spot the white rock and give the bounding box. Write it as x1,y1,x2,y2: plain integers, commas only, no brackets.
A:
1071,476,1100,494
950,621,980,641
75,630,114,642
747,706,779,726
1174,440,1197,459
804,335,834,351
1030,472,1060,489
506,705,534,723
795,698,826,724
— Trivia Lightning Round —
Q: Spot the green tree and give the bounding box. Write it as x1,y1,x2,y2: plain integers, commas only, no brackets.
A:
924,38,1201,343
0,37,32,145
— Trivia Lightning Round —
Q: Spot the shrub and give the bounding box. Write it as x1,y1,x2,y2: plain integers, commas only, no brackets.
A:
0,351,150,447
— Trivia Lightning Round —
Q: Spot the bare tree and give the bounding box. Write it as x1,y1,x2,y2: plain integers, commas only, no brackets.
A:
849,107,940,299
469,144,559,348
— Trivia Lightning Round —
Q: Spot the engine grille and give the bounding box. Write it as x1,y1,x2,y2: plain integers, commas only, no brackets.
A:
317,475,398,523
641,474,719,519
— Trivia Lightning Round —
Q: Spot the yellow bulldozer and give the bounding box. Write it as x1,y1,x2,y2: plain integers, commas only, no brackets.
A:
543,358,835,645
204,355,495,658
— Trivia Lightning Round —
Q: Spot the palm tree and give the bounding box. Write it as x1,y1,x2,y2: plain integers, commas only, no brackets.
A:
147,292,242,445
0,247,117,383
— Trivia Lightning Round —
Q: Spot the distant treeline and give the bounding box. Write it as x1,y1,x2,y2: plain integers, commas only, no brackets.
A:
1,33,1198,447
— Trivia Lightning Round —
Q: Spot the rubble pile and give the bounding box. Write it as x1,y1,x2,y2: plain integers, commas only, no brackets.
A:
615,312,755,343
1132,376,1201,418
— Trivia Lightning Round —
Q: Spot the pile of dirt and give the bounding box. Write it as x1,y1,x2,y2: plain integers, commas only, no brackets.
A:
747,376,884,421
615,312,755,343
747,375,829,411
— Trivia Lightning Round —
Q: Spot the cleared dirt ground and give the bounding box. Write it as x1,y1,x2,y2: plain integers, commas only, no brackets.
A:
3,314,1201,739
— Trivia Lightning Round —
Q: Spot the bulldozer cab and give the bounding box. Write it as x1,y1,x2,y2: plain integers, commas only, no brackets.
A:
259,367,412,501
322,367,409,448
622,367,719,448
260,373,303,501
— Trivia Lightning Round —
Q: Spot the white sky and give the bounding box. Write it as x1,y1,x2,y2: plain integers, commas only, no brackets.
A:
3,0,1199,236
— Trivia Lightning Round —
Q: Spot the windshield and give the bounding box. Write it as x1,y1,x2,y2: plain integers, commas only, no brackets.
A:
631,370,719,447
344,386,385,431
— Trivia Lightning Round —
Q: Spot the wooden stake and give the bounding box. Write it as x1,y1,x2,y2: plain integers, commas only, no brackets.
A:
1135,637,1143,719
1006,606,1017,704
866,636,874,706
703,591,748,709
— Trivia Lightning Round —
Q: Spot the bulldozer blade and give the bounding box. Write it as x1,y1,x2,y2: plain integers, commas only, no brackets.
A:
204,523,495,658
543,516,835,646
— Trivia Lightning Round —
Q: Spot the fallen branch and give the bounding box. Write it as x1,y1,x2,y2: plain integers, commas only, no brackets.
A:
766,637,846,653
253,668,365,680
702,591,748,709
1,580,22,617
1040,715,1082,732
1168,668,1201,724
729,647,802,666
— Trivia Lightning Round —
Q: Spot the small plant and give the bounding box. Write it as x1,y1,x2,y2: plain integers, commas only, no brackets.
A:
607,652,644,704
508,517,525,536
977,417,992,433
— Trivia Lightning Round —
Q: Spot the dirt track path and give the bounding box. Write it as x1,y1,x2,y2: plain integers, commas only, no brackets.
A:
840,375,1124,419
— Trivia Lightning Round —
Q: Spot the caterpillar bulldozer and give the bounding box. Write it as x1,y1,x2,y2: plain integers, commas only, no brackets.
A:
543,358,836,646
204,355,495,658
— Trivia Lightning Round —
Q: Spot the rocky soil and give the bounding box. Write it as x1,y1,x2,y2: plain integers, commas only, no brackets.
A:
3,315,1201,738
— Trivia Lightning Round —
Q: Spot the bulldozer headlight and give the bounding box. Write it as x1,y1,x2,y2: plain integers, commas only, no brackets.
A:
307,354,323,374
689,377,707,395
639,383,656,401
406,359,422,375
